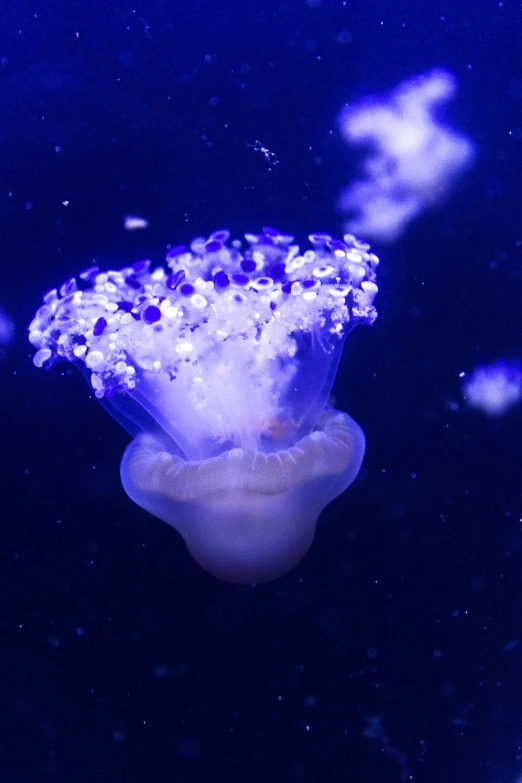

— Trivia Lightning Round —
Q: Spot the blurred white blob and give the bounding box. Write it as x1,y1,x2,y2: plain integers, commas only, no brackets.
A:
462,360,522,417
338,69,475,242
0,309,14,345
124,215,149,231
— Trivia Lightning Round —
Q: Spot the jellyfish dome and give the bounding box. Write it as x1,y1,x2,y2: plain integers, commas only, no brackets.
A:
29,228,378,583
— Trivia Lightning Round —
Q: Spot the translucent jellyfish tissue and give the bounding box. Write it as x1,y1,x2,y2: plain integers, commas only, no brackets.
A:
463,360,522,417
338,69,474,243
29,228,379,583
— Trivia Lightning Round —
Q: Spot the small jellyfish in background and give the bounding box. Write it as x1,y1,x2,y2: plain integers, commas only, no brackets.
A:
462,360,522,417
0,307,15,361
0,308,15,346
124,215,150,231
338,69,475,242
29,228,378,583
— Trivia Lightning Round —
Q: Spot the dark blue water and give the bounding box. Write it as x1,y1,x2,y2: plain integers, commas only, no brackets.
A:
1,1,522,781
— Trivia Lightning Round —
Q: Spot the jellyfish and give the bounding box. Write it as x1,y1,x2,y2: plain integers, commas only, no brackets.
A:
338,69,475,242
0,307,15,346
462,360,522,417
29,228,378,583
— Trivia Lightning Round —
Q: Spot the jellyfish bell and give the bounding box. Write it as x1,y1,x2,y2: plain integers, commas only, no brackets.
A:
29,227,378,584
121,406,365,583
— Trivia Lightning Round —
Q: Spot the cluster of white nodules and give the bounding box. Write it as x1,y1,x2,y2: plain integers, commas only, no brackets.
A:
338,69,475,242
29,228,378,401
463,361,522,417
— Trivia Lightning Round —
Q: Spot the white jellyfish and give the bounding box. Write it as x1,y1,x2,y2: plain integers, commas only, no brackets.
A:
0,308,15,346
462,360,522,417
29,228,378,583
338,69,475,242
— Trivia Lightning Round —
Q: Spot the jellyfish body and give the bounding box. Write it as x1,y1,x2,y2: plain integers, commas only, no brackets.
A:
338,69,475,242
29,228,378,583
463,360,522,417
